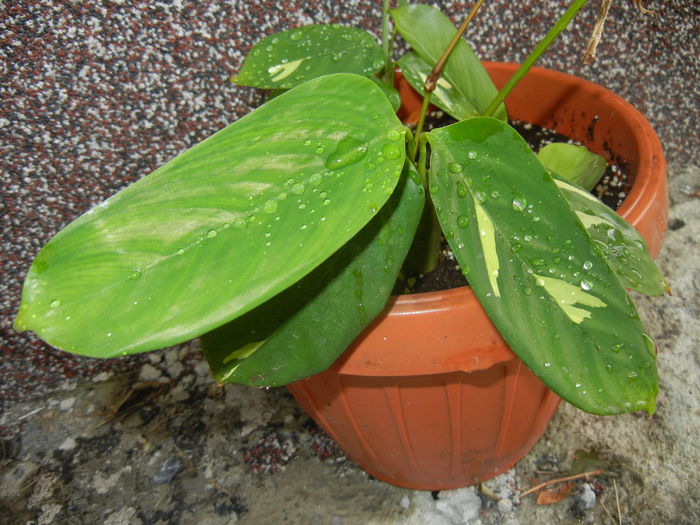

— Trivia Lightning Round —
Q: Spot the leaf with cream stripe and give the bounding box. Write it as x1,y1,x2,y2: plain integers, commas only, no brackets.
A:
233,25,384,90
427,117,658,415
554,178,667,296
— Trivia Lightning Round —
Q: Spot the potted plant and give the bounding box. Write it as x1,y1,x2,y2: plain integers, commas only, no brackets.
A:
13,1,667,490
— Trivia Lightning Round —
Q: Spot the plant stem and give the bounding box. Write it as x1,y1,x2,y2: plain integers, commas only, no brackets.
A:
483,0,590,117
382,0,391,75
411,0,485,160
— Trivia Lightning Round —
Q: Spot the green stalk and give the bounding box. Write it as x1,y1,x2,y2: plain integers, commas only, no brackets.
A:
483,0,591,117
382,0,390,64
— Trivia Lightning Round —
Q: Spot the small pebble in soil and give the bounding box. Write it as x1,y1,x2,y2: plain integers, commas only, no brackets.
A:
497,498,514,513
570,482,597,518
152,457,184,484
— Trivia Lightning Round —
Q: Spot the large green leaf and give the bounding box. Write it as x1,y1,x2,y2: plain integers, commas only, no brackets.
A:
201,163,424,386
391,4,506,121
397,52,478,121
427,118,657,415
14,73,407,358
554,177,667,296
538,142,607,191
232,25,384,89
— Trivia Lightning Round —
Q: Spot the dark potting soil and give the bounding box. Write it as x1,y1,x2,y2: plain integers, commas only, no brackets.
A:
396,111,631,294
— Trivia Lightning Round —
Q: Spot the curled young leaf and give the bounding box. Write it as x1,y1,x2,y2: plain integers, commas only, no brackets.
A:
537,142,607,191
391,4,506,120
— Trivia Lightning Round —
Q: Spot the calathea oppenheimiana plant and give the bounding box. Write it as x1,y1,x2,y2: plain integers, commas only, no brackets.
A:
14,1,666,415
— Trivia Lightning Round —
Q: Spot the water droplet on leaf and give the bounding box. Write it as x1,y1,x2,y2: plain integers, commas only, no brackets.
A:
263,200,278,214
325,136,368,169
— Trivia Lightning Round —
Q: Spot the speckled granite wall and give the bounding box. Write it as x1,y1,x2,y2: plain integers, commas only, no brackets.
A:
1,1,697,410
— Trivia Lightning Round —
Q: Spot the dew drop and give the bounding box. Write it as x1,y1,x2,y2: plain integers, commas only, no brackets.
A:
50,299,61,308
583,261,593,270
512,196,527,212
457,215,469,228
233,217,247,229
611,342,624,353
627,371,638,381
386,129,401,141
322,198,331,206
381,143,401,160
325,137,368,170
300,224,308,231
207,229,218,239
468,151,477,159
475,191,487,204
642,333,657,357
543,362,552,367
456,182,468,198
309,172,323,186
291,183,306,195
448,162,463,173
303,139,312,146
315,145,325,154
580,279,593,291
263,200,278,214
129,270,142,280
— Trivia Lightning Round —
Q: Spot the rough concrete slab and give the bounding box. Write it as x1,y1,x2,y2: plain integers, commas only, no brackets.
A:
1,1,698,523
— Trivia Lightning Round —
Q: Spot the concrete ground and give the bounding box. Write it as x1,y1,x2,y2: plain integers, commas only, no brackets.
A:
2,1,698,524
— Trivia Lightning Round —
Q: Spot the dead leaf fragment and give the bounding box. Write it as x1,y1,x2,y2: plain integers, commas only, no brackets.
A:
536,481,574,505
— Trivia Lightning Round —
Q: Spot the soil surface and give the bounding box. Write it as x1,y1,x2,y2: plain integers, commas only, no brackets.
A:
2,1,699,524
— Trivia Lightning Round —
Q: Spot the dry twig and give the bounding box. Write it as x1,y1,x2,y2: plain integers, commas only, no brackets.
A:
520,469,604,498
583,0,613,64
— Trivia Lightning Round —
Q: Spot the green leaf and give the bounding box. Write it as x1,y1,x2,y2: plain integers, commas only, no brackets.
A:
233,25,385,89
397,52,478,121
391,4,506,121
369,76,401,113
554,177,667,296
14,73,407,358
537,142,607,191
201,163,424,386
427,117,658,415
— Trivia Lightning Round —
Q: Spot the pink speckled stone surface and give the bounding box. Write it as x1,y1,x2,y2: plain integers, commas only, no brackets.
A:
1,0,697,410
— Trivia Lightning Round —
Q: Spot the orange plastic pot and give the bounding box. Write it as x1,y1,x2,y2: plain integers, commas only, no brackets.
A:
288,63,668,490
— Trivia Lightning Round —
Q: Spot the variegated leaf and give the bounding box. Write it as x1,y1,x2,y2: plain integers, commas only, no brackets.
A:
555,177,667,296
427,117,658,415
233,25,384,89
